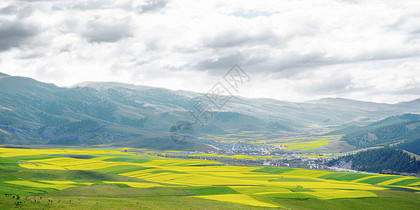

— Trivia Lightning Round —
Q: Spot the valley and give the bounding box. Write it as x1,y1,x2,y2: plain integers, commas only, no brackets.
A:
1,73,420,209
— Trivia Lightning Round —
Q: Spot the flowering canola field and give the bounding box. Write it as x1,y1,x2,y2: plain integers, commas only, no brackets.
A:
1,147,420,209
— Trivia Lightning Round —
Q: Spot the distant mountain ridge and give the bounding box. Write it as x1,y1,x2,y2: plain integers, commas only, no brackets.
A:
0,72,419,150
334,113,420,155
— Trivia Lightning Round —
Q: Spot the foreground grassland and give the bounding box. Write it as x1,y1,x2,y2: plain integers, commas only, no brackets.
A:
1,147,420,209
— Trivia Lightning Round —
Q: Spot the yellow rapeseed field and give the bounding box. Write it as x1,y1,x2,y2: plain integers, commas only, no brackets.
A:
303,189,377,199
195,194,280,208
5,181,80,190
1,147,419,208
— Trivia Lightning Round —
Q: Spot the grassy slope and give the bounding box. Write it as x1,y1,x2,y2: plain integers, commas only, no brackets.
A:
1,187,420,209
268,190,420,210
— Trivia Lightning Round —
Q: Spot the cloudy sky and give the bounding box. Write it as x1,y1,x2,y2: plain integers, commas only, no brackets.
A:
1,0,420,103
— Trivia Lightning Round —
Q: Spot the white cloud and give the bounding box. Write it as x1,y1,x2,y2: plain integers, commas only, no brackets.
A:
0,0,419,103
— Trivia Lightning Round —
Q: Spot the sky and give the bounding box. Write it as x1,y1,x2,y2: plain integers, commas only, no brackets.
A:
0,0,420,103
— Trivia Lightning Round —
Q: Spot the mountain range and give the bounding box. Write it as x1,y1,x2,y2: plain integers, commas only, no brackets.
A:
0,72,419,151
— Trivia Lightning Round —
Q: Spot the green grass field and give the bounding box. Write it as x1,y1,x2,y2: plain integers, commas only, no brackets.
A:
1,147,420,209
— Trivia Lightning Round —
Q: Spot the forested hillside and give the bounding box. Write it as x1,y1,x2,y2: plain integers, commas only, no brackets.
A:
329,148,420,175
337,114,420,153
